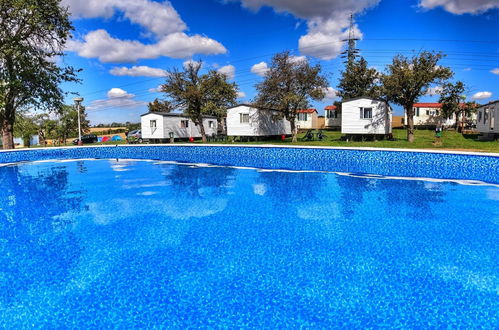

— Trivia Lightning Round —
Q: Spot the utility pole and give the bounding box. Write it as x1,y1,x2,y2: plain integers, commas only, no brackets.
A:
74,97,84,146
340,13,359,66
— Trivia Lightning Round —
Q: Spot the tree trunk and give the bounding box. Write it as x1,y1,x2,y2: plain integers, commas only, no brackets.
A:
290,119,297,143
2,119,14,149
198,118,207,143
405,106,415,143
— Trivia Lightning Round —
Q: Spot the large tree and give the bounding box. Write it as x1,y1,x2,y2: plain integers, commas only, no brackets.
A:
254,51,328,142
337,57,381,100
54,104,90,144
160,61,238,142
147,98,173,113
0,0,79,149
382,51,452,142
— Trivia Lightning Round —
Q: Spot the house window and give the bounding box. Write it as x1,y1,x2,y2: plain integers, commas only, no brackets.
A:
360,107,373,119
426,109,438,116
240,113,249,123
484,109,489,123
297,113,308,121
150,120,157,128
326,110,338,119
414,108,420,117
180,120,189,128
478,110,482,123
208,121,215,128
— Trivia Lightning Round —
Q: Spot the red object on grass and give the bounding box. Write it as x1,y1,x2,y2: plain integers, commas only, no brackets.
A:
189,137,194,142
281,135,285,141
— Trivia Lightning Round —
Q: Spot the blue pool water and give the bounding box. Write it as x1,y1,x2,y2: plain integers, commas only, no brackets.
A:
0,158,497,327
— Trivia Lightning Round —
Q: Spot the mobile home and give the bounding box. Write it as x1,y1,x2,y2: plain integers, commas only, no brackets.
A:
141,112,218,142
341,97,392,136
296,108,319,129
324,105,341,129
476,100,499,138
226,104,291,137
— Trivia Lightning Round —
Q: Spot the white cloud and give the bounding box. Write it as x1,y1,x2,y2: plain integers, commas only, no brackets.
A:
471,91,492,100
237,91,246,99
463,67,472,71
68,30,226,63
251,61,269,77
217,65,236,79
491,68,499,75
109,65,167,77
232,0,380,60
322,87,338,100
183,59,202,70
148,85,163,93
426,86,443,96
62,0,186,37
87,88,146,110
419,0,499,14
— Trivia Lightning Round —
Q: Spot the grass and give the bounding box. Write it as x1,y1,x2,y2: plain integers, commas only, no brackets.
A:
15,129,499,153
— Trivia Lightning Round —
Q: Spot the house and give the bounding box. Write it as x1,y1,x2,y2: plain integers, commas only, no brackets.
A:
296,108,319,129
226,104,291,137
406,103,455,128
341,97,392,136
324,105,341,129
141,112,218,142
476,100,498,138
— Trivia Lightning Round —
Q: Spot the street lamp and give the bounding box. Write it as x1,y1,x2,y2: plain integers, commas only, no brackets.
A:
73,97,84,146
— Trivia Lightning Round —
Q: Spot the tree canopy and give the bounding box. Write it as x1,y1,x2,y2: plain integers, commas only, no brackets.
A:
438,81,468,131
147,98,173,113
337,57,381,100
160,61,238,142
0,0,79,149
254,51,328,142
382,51,452,142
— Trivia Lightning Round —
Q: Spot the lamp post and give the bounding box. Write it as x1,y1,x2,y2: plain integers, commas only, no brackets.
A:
73,97,84,146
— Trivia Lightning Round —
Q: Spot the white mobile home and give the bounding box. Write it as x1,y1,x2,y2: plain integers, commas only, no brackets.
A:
341,97,392,136
405,103,455,128
476,100,498,137
226,104,291,137
141,112,218,142
296,108,319,129
324,105,341,129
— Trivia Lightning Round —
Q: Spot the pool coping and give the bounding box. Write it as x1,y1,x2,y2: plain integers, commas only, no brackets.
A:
1,144,498,158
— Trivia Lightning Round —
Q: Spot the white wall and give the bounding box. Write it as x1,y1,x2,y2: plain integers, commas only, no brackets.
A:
341,98,392,135
476,102,498,134
141,113,218,139
227,105,291,136
296,112,318,129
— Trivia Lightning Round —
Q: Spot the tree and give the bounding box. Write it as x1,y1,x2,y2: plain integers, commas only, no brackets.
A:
439,81,470,132
0,0,80,149
254,51,328,142
382,51,452,142
54,104,90,144
147,98,173,113
337,57,381,100
13,114,38,147
161,61,238,142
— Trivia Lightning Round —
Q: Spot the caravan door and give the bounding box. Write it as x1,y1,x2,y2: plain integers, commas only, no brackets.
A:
490,109,495,131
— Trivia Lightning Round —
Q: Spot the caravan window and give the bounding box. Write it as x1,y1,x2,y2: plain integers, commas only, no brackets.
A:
297,113,308,121
180,120,189,128
326,110,338,119
478,110,482,123
484,109,489,123
208,121,215,128
240,113,249,123
150,120,157,128
360,107,373,119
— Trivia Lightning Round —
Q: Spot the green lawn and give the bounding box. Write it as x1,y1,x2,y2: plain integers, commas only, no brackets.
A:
16,129,499,153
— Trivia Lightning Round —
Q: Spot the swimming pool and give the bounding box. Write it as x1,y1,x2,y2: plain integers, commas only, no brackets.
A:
0,146,498,327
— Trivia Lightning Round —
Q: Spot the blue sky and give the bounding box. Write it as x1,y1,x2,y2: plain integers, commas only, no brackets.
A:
59,0,499,124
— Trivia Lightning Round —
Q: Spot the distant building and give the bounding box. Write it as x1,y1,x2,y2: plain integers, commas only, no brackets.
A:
324,105,341,129
476,100,498,137
406,103,454,128
296,108,319,129
141,112,218,142
226,104,291,137
341,97,392,136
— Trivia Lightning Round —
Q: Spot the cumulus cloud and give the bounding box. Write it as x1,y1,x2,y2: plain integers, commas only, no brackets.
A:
68,30,226,63
217,65,236,79
64,1,227,63
419,0,499,14
491,68,499,75
322,87,338,100
237,91,246,99
109,65,167,77
426,86,443,96
471,91,492,100
231,0,380,60
148,85,163,93
87,88,146,110
251,61,269,77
